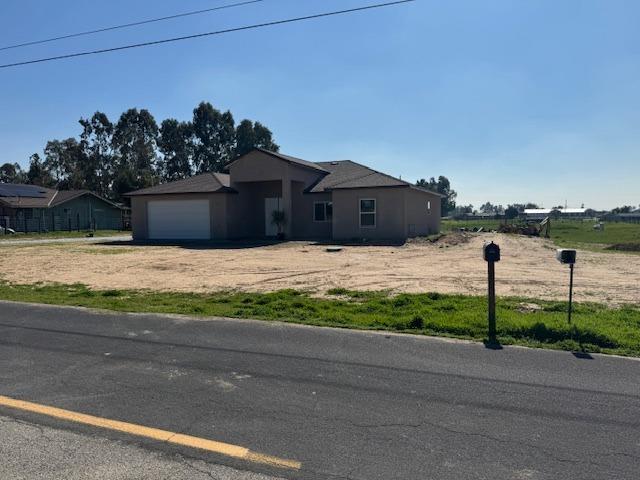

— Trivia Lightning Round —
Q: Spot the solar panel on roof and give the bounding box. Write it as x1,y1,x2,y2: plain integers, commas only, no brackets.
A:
0,184,48,198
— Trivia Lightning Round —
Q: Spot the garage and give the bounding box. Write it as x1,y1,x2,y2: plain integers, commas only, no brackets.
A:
147,199,211,240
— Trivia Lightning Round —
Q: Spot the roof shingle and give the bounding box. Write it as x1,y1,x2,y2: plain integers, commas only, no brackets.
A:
125,173,233,196
0,184,124,208
307,161,408,192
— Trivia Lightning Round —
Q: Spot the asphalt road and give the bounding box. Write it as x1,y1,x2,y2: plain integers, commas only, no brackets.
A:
0,235,132,245
0,301,638,479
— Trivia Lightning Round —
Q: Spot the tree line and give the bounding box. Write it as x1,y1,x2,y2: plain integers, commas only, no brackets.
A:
415,176,457,216
0,101,279,201
454,202,639,218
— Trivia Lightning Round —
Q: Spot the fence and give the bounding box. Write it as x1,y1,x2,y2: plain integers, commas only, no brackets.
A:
0,211,129,233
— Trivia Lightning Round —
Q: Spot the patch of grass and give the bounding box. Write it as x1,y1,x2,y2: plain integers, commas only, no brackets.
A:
0,282,638,357
444,219,640,253
0,230,127,242
551,221,640,246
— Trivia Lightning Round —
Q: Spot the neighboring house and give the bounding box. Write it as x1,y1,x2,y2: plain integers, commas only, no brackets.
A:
0,184,126,232
126,148,442,242
523,207,590,220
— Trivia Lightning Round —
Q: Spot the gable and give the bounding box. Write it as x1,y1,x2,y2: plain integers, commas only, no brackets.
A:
229,150,326,185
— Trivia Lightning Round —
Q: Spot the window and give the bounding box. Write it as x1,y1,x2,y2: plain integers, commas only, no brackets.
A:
427,200,431,213
360,199,376,227
314,202,333,222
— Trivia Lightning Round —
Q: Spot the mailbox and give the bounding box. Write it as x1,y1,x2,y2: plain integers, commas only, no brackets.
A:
556,249,576,264
483,241,501,262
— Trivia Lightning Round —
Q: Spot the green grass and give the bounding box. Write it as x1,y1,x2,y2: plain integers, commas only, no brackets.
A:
443,219,640,253
551,221,640,251
0,230,127,241
1,282,638,357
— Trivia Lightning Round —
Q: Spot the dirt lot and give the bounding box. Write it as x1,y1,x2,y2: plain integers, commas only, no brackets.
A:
1,233,638,305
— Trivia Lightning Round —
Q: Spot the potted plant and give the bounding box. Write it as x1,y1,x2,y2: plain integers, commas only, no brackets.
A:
271,210,287,240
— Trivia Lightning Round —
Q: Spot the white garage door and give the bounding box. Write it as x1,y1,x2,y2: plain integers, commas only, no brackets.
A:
147,200,211,240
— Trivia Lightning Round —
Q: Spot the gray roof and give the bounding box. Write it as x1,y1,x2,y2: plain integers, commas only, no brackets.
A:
125,151,443,197
0,184,123,209
0,185,56,208
309,161,443,196
50,190,122,208
125,173,234,196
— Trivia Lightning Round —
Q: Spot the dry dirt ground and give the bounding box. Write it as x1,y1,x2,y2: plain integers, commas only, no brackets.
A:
1,233,638,305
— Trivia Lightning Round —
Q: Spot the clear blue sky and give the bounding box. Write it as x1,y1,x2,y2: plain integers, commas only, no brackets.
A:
1,0,638,210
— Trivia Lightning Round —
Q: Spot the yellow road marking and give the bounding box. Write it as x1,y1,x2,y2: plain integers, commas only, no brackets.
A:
0,394,301,470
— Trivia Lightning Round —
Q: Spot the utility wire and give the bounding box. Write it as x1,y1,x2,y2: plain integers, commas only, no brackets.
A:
0,0,267,52
0,0,416,69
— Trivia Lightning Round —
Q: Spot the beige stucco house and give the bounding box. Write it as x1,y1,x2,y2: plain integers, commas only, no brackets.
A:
126,149,441,242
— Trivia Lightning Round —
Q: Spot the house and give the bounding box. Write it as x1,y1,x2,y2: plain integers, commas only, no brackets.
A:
0,183,126,232
126,149,442,242
523,207,590,221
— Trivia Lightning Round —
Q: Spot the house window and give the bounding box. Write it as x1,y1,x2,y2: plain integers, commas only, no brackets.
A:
314,202,333,222
360,199,376,228
427,200,431,213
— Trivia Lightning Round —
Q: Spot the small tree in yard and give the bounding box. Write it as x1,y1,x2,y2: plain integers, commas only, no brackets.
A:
271,210,287,240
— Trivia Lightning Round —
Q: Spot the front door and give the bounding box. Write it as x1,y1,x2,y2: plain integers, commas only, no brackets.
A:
264,197,282,236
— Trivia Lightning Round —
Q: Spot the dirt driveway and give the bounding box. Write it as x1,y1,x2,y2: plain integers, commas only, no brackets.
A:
1,233,638,304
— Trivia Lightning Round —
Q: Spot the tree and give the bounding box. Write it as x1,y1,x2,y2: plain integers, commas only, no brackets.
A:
504,205,519,219
235,120,256,158
112,108,159,197
454,204,473,215
235,119,279,157
550,208,562,219
0,163,27,183
158,119,193,181
524,203,540,209
192,102,236,173
416,176,457,216
79,112,114,197
43,138,85,189
26,101,280,199
611,205,634,214
26,153,54,187
479,202,495,214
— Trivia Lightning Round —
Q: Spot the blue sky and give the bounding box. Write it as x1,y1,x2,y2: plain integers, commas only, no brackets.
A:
1,0,638,210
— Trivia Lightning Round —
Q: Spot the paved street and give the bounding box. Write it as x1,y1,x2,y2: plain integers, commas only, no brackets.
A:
0,300,638,479
0,235,132,245
0,415,282,480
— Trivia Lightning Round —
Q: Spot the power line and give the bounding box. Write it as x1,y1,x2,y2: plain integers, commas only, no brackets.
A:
0,0,268,52
0,0,416,69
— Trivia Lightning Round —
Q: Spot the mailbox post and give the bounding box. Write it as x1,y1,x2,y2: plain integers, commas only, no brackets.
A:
556,249,577,324
483,241,501,343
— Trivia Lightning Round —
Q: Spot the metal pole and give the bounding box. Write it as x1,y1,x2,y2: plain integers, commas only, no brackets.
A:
568,263,574,324
488,260,496,342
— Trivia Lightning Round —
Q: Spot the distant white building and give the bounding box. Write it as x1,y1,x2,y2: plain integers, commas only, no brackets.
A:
523,207,589,220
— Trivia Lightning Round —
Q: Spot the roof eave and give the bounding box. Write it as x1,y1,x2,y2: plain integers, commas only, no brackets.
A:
410,185,446,197
125,187,237,197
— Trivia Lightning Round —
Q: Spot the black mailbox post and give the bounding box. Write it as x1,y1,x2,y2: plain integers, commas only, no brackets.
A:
483,241,501,343
483,242,501,262
556,249,577,324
